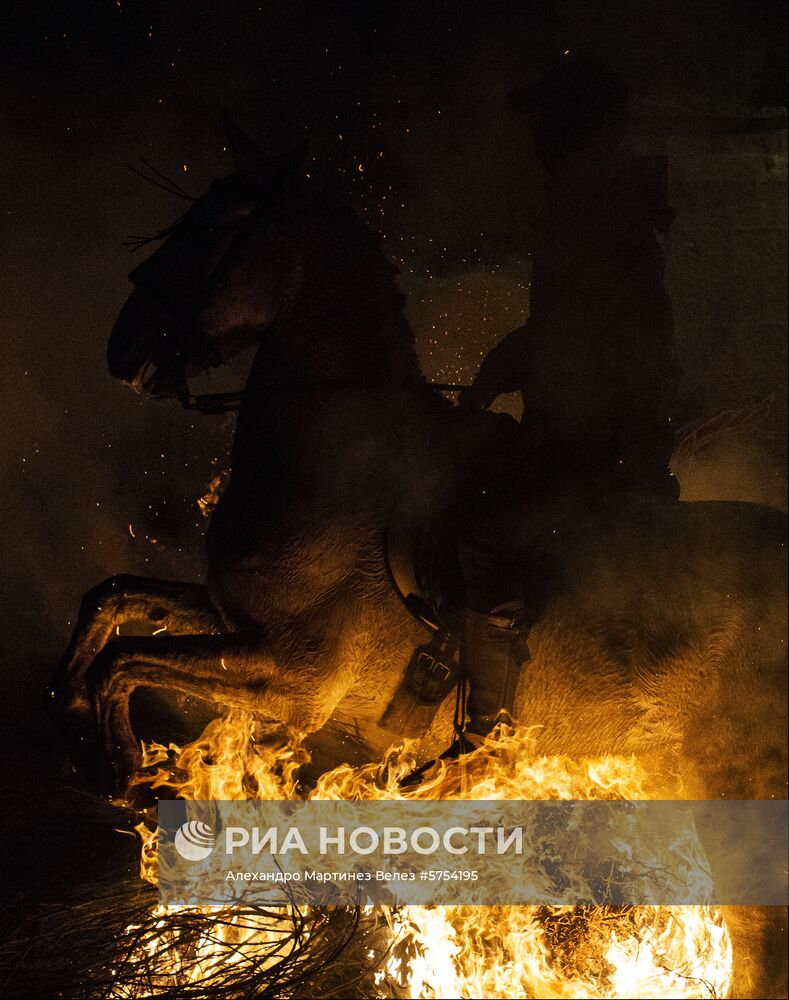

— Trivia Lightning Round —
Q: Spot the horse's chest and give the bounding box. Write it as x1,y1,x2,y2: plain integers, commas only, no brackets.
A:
208,487,376,633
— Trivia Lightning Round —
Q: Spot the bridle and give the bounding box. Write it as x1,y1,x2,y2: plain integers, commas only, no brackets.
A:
180,381,471,415
132,175,472,415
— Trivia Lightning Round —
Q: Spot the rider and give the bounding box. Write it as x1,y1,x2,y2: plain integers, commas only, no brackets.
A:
456,59,680,743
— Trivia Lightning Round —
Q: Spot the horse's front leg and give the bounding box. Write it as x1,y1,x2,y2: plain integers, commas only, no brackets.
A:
49,575,223,728
85,632,349,796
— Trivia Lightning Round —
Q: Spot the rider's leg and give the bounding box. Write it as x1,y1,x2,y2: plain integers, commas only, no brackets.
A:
456,455,581,742
456,483,537,741
462,604,524,737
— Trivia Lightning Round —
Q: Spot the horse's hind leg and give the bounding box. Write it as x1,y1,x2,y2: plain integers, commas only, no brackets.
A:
49,574,223,727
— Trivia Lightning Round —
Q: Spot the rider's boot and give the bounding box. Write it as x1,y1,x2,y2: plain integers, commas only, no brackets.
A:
432,602,527,760
462,602,526,744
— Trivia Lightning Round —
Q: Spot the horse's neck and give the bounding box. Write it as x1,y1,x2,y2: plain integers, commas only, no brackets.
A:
246,320,415,388
256,294,420,386
240,239,425,404
231,282,433,487
227,196,452,510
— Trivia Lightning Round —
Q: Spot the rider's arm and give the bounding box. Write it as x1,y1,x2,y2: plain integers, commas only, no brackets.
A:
459,323,530,410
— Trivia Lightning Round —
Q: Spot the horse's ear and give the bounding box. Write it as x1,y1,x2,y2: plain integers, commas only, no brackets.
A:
220,109,307,187
273,141,308,177
220,109,270,177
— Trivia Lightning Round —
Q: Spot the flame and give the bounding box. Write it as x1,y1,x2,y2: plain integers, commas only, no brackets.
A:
197,472,229,518
115,713,732,999
382,905,731,999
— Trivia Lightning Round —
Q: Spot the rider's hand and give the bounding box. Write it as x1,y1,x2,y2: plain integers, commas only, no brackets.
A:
458,382,499,412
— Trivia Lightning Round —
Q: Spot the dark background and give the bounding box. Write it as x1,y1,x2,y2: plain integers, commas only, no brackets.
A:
1,0,786,734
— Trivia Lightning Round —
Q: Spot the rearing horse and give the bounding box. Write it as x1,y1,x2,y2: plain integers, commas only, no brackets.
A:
51,124,786,818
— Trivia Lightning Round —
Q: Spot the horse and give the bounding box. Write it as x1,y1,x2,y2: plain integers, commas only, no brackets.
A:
50,120,786,994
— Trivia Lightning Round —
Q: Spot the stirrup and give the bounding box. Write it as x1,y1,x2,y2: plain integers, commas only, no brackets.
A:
398,731,478,788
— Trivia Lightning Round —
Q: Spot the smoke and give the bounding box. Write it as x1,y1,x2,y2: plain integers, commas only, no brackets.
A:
0,0,786,729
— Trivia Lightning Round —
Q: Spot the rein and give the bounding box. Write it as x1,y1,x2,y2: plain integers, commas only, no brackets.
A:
180,381,471,415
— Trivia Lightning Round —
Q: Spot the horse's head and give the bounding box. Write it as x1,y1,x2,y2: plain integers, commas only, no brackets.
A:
108,116,307,398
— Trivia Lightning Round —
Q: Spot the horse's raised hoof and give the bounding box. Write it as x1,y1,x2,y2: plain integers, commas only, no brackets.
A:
98,715,142,802
100,757,135,803
399,732,479,788
44,680,109,784
45,683,94,732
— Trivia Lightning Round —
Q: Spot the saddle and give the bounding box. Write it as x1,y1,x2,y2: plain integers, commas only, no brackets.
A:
378,409,528,738
378,410,682,739
378,506,461,737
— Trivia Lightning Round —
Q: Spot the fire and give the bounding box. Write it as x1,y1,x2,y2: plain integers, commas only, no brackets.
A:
197,472,229,518
113,712,733,999
383,905,731,999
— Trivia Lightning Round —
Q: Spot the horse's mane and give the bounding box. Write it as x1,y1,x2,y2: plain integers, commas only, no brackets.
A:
302,185,406,303
290,178,428,387
309,186,403,288
124,159,433,392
